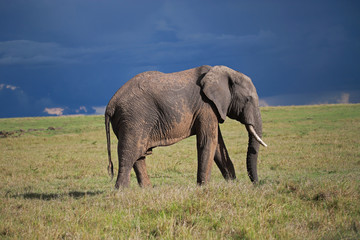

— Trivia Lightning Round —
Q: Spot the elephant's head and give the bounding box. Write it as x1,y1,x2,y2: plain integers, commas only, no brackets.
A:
200,65,267,183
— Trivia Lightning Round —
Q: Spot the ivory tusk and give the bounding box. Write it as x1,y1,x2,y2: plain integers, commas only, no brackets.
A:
246,125,268,147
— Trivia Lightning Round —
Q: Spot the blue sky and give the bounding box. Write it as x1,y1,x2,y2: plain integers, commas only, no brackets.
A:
0,0,359,117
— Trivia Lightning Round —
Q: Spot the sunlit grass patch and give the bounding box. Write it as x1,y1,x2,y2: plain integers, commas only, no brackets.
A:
1,104,359,239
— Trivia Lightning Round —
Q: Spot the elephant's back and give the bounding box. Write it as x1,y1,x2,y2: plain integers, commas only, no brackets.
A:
119,66,209,96
135,69,198,94
106,66,209,117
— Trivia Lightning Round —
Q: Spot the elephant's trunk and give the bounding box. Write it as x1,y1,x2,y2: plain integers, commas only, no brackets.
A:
245,111,266,183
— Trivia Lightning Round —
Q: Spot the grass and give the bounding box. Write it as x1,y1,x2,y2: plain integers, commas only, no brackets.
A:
0,104,359,239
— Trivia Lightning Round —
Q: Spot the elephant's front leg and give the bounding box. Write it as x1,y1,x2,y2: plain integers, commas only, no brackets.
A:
133,157,151,187
196,123,218,185
214,126,236,180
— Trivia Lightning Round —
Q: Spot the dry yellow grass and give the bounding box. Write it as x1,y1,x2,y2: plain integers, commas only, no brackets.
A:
0,104,359,239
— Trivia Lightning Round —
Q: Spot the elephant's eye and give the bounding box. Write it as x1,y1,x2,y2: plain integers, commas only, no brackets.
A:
246,96,253,103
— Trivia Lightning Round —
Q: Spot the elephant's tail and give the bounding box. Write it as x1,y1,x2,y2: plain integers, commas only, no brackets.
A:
105,113,114,181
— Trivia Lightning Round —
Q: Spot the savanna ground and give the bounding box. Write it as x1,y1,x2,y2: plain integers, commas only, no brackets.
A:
0,104,359,239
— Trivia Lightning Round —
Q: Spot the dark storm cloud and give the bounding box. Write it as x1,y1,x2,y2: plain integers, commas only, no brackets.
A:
0,0,359,117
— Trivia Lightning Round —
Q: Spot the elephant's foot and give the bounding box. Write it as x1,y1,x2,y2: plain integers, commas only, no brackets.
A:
133,157,152,188
114,169,132,189
138,178,152,188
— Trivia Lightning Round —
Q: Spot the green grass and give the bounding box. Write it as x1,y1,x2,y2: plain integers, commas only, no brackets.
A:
1,104,359,239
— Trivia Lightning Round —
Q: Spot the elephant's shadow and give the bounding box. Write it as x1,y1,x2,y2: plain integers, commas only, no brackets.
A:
10,190,104,201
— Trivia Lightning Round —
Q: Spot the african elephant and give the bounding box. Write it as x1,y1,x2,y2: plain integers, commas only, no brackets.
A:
105,65,267,189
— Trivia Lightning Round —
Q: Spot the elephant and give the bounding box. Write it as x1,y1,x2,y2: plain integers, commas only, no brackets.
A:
105,65,267,189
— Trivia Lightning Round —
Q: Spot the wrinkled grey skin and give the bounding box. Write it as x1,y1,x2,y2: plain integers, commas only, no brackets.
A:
105,65,265,189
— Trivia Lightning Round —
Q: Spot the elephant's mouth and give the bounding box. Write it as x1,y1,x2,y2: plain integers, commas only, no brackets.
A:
246,125,267,147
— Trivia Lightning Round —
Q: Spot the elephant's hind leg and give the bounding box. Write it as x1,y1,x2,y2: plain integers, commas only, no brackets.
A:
133,157,151,187
115,141,146,189
115,156,133,189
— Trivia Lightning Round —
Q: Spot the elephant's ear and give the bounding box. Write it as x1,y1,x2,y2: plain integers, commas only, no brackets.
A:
200,66,232,123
